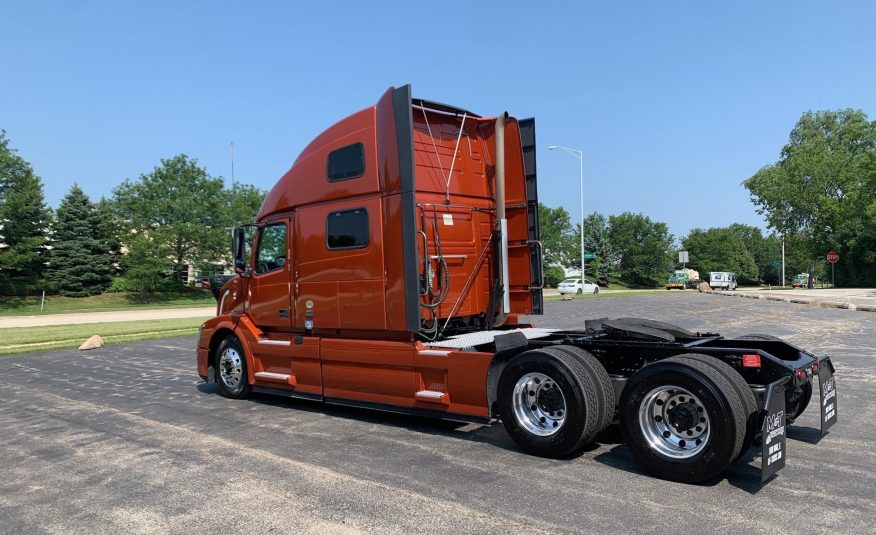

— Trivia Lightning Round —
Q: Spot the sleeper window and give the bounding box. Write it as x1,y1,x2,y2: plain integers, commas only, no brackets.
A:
327,209,369,249
327,143,365,181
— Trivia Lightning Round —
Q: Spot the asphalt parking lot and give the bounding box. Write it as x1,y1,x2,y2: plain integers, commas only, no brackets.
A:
1,293,873,534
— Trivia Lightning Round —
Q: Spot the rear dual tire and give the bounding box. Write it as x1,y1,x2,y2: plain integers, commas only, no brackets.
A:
666,354,758,460
619,359,748,483
498,347,611,458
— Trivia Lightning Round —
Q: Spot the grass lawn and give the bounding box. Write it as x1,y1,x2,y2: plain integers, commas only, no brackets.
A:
0,291,216,316
0,317,209,355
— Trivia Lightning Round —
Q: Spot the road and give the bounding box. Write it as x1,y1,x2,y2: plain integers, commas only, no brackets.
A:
726,287,876,310
1,293,872,534
0,306,216,329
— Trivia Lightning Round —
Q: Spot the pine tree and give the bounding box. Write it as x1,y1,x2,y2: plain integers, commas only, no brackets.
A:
94,197,123,276
0,131,51,295
46,185,113,296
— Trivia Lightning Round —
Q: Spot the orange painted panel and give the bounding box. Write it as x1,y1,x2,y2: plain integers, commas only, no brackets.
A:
294,281,340,329
321,338,416,406
294,196,386,332
338,279,386,330
251,335,322,395
259,109,380,220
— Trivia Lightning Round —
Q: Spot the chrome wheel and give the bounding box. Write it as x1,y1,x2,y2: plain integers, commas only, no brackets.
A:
512,372,566,436
218,347,243,391
638,385,710,459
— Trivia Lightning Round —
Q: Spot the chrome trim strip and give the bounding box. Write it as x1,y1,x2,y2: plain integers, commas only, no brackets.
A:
258,340,291,346
255,372,291,381
415,390,447,400
218,289,229,314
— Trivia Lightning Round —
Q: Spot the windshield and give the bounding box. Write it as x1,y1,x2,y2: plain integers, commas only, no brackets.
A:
560,279,578,284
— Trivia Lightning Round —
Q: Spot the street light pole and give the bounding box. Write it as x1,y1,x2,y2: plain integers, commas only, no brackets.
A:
781,235,786,287
548,145,584,281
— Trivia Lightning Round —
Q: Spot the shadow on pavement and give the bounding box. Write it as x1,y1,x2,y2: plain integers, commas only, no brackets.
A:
788,425,824,445
197,382,531,454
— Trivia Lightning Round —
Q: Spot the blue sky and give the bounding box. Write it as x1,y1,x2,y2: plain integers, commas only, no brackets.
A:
2,1,874,240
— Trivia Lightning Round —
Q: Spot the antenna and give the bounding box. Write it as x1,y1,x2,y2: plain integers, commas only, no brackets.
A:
230,141,236,188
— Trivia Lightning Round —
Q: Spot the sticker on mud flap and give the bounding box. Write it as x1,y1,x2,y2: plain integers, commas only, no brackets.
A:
305,300,314,309
761,382,787,482
443,213,453,226
819,363,837,435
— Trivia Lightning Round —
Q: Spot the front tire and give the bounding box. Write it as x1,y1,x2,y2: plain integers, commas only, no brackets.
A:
576,288,583,295
593,287,599,294
498,349,602,458
619,360,746,483
215,336,252,399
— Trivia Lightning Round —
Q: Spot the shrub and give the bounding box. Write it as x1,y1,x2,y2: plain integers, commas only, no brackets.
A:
544,265,566,288
107,276,177,293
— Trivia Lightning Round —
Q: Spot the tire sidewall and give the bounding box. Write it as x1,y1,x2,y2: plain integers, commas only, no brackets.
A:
215,336,250,399
498,354,587,457
620,364,738,482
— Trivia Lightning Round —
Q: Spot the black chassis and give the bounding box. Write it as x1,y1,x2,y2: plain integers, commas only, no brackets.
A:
528,331,822,409
518,329,837,480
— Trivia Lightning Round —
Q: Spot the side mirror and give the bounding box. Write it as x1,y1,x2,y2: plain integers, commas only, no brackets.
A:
231,227,248,275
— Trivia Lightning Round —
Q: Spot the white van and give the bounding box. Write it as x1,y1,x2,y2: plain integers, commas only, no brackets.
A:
710,272,737,290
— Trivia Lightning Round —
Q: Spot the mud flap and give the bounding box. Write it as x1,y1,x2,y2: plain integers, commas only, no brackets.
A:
818,357,837,437
761,377,788,482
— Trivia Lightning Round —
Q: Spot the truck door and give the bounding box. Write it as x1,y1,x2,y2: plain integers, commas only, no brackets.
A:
249,219,293,329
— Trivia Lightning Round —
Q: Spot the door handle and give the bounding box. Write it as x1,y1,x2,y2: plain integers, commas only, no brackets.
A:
278,309,289,318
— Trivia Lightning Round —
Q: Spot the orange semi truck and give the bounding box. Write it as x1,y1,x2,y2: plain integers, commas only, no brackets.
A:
197,86,836,483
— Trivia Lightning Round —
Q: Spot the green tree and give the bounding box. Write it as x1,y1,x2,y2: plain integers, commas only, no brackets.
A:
0,131,51,295
95,197,124,275
608,212,674,287
120,233,177,293
744,109,876,286
580,212,616,286
113,155,227,283
538,203,576,268
682,227,759,283
543,265,566,288
224,183,266,227
45,185,113,296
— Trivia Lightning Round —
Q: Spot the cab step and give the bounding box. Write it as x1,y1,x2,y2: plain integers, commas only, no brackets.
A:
415,390,449,404
254,371,298,387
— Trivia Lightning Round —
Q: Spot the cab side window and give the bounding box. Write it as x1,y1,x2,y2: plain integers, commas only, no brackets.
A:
255,224,287,274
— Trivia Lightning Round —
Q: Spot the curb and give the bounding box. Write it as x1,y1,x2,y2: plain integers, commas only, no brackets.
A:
707,290,873,312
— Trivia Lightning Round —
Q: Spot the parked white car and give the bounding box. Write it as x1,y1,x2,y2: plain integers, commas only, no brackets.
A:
557,278,599,295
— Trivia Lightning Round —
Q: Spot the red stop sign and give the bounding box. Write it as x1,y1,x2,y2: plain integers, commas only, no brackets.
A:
827,250,839,264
